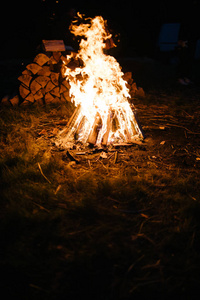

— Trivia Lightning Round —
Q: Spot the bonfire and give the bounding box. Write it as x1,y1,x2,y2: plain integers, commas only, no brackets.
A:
57,13,143,148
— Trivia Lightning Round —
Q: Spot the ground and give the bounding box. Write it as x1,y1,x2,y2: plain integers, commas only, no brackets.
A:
1,59,200,299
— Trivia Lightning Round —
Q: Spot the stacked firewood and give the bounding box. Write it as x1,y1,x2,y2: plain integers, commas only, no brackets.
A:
17,52,72,106
1,52,144,107
3,52,73,107
123,72,145,98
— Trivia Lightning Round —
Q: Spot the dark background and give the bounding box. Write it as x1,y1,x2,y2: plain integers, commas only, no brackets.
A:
1,0,200,58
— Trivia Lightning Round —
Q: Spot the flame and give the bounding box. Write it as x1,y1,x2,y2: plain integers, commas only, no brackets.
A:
60,13,143,146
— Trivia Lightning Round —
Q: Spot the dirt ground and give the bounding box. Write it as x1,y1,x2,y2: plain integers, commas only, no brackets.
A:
1,58,200,299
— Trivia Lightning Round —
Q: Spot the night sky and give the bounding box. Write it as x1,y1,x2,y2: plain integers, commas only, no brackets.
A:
1,0,200,58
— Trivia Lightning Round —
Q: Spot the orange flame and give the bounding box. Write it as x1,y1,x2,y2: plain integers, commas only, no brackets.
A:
60,13,143,146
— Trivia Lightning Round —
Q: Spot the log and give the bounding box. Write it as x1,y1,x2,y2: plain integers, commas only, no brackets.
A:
61,55,71,65
18,74,32,88
52,96,62,104
130,82,137,95
19,84,30,99
37,66,51,76
112,114,120,132
44,92,55,103
49,56,58,64
132,110,145,139
102,111,113,145
128,78,134,85
62,90,71,102
126,83,131,90
122,115,131,141
45,80,56,93
26,63,42,75
25,93,35,103
34,90,44,101
60,94,67,103
123,72,132,83
30,79,42,95
33,53,50,66
51,73,59,86
9,95,20,106
60,83,68,93
22,69,32,75
61,79,70,89
59,105,81,137
50,86,60,97
53,51,62,62
130,120,137,136
20,99,33,106
42,40,65,52
135,87,145,98
75,116,85,139
35,75,50,88
113,141,143,147
88,113,102,145
74,116,92,144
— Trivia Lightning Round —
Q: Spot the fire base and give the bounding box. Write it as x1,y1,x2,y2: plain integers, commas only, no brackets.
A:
56,104,144,150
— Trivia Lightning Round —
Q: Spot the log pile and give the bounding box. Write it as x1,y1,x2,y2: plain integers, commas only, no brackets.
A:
1,52,144,107
15,52,72,106
123,72,145,98
1,51,74,106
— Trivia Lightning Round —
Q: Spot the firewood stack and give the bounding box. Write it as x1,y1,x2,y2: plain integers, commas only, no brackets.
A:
1,39,144,107
7,65,143,107
3,40,75,107
16,52,72,106
123,72,145,98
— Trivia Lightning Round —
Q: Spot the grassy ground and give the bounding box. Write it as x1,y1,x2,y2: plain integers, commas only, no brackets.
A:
1,60,200,299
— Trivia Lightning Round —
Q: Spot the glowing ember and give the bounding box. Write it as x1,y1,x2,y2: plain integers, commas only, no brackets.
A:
58,13,143,147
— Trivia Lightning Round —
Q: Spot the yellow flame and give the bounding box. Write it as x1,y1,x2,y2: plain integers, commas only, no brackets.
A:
62,13,143,146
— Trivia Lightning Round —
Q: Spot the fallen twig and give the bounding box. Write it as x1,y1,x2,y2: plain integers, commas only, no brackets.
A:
67,150,80,163
117,208,150,214
32,201,50,213
165,123,200,134
131,233,155,245
55,184,62,195
38,162,51,184
88,159,91,168
114,151,118,163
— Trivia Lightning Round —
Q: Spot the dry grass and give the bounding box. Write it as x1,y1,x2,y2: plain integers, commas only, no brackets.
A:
1,89,200,299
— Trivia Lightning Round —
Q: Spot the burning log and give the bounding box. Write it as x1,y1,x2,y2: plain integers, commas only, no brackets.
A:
88,113,102,145
55,13,144,148
102,111,113,145
58,105,82,143
57,105,143,147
